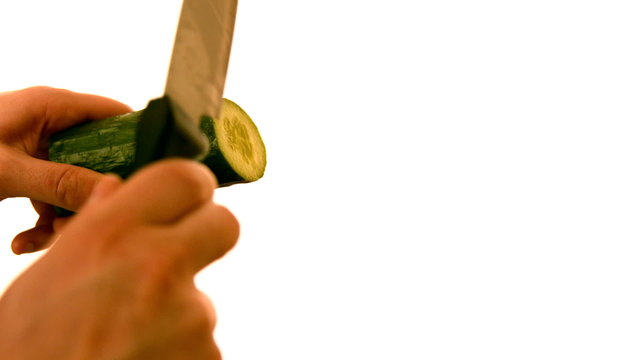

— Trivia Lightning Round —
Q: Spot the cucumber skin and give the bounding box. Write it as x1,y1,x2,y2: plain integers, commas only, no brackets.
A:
49,111,140,179
49,110,246,187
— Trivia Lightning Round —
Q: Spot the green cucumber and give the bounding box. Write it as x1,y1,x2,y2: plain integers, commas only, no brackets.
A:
49,98,266,186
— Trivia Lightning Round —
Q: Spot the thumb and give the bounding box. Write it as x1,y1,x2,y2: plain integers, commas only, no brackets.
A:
11,154,103,211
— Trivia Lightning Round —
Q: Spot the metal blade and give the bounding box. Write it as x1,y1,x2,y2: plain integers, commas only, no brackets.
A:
165,0,238,125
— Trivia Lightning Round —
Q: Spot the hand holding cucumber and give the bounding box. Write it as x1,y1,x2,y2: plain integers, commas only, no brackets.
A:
0,87,132,253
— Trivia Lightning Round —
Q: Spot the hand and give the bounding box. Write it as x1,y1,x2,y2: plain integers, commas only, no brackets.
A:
0,160,239,359
0,86,131,254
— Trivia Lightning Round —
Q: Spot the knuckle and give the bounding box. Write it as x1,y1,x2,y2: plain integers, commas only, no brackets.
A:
216,205,240,252
52,167,79,208
19,86,65,101
188,204,240,265
182,293,216,334
186,310,214,335
20,86,54,96
18,86,71,124
188,205,240,262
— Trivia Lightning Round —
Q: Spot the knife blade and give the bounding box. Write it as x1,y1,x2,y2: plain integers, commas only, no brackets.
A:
166,0,237,125
134,0,237,167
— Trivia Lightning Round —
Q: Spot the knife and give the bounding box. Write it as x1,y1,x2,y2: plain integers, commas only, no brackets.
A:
134,0,237,170
49,0,241,217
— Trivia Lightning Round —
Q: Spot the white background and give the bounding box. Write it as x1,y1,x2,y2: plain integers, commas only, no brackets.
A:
1,1,640,359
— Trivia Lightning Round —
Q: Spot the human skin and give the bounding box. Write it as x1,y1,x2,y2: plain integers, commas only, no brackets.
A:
0,86,133,254
0,160,239,359
0,87,240,358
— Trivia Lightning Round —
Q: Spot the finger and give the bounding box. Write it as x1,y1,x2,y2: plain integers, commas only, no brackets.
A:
196,290,217,330
81,173,123,207
169,202,239,273
11,225,54,255
52,217,72,233
51,173,122,232
11,200,56,254
13,174,124,254
3,86,132,138
101,159,217,225
10,152,104,211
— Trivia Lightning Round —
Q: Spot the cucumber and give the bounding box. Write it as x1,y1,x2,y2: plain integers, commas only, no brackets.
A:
199,99,267,186
49,98,266,186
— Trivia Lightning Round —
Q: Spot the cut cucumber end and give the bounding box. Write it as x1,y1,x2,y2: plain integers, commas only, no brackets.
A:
215,99,266,182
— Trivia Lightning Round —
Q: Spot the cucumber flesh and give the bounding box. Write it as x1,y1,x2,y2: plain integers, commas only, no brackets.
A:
200,99,267,185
